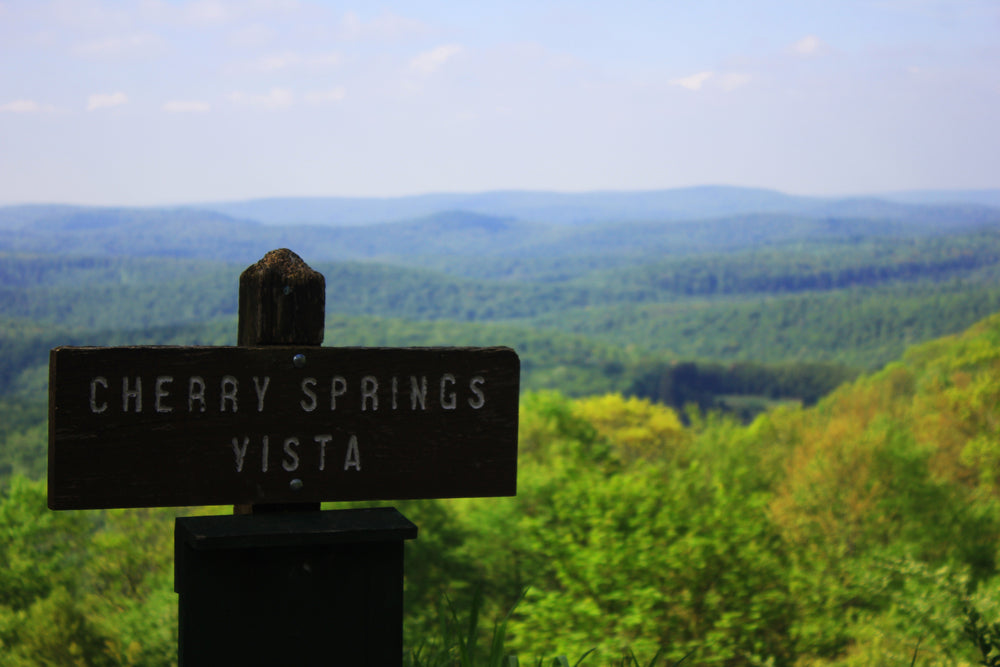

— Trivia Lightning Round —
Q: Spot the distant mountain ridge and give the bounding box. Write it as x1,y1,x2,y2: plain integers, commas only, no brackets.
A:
188,186,825,226
3,187,1000,268
186,186,1000,227
4,186,998,231
880,189,1000,208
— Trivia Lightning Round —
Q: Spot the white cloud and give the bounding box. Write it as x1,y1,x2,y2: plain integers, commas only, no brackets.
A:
338,10,428,41
140,0,301,28
667,70,750,93
46,1,132,32
183,0,231,25
670,71,713,91
228,24,273,48
75,32,166,58
409,44,464,75
45,0,300,33
309,53,342,68
339,11,362,38
251,51,341,73
256,52,300,72
0,99,57,113
368,11,427,39
163,100,211,113
87,92,128,111
719,72,752,91
227,88,293,109
305,87,346,104
791,35,828,56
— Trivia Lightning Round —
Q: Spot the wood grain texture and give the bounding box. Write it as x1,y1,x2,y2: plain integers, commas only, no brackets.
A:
238,248,325,347
48,345,519,509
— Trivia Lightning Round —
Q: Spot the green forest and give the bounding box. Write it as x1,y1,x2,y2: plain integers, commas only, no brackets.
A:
3,195,1000,664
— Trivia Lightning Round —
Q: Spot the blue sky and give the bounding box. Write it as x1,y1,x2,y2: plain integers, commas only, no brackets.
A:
1,0,997,205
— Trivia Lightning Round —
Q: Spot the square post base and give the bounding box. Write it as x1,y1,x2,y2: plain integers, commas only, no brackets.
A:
175,507,417,667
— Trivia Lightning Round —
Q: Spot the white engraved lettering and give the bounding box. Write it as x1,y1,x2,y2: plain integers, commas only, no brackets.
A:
315,434,333,471
410,376,427,410
344,434,361,471
122,377,142,413
440,374,457,410
331,376,347,410
232,436,249,472
282,437,300,472
361,376,378,411
253,376,270,412
89,376,108,414
188,376,206,413
468,376,486,409
300,378,317,412
220,375,238,413
155,376,173,413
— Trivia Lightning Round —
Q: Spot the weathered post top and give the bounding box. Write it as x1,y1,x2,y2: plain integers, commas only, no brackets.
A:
239,248,325,347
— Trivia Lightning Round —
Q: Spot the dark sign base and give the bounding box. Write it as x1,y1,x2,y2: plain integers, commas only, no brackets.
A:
175,508,418,667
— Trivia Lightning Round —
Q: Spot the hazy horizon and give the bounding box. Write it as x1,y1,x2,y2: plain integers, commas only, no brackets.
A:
3,184,1000,212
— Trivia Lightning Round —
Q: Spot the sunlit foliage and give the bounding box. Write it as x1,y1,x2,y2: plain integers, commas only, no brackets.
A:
5,297,1000,663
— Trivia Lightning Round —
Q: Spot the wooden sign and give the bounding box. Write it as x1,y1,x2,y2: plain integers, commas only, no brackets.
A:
49,345,519,510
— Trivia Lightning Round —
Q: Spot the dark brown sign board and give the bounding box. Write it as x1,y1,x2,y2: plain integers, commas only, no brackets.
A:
49,345,519,510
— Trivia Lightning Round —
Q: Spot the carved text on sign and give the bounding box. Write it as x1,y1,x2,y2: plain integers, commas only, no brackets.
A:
86,373,488,415
49,346,520,509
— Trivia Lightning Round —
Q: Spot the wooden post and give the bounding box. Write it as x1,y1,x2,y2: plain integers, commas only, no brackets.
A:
237,247,325,348
175,250,416,666
235,248,324,515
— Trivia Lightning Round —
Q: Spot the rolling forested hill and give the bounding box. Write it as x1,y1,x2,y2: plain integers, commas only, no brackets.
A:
0,187,998,479
4,269,1000,663
4,187,1000,663
2,188,1000,406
